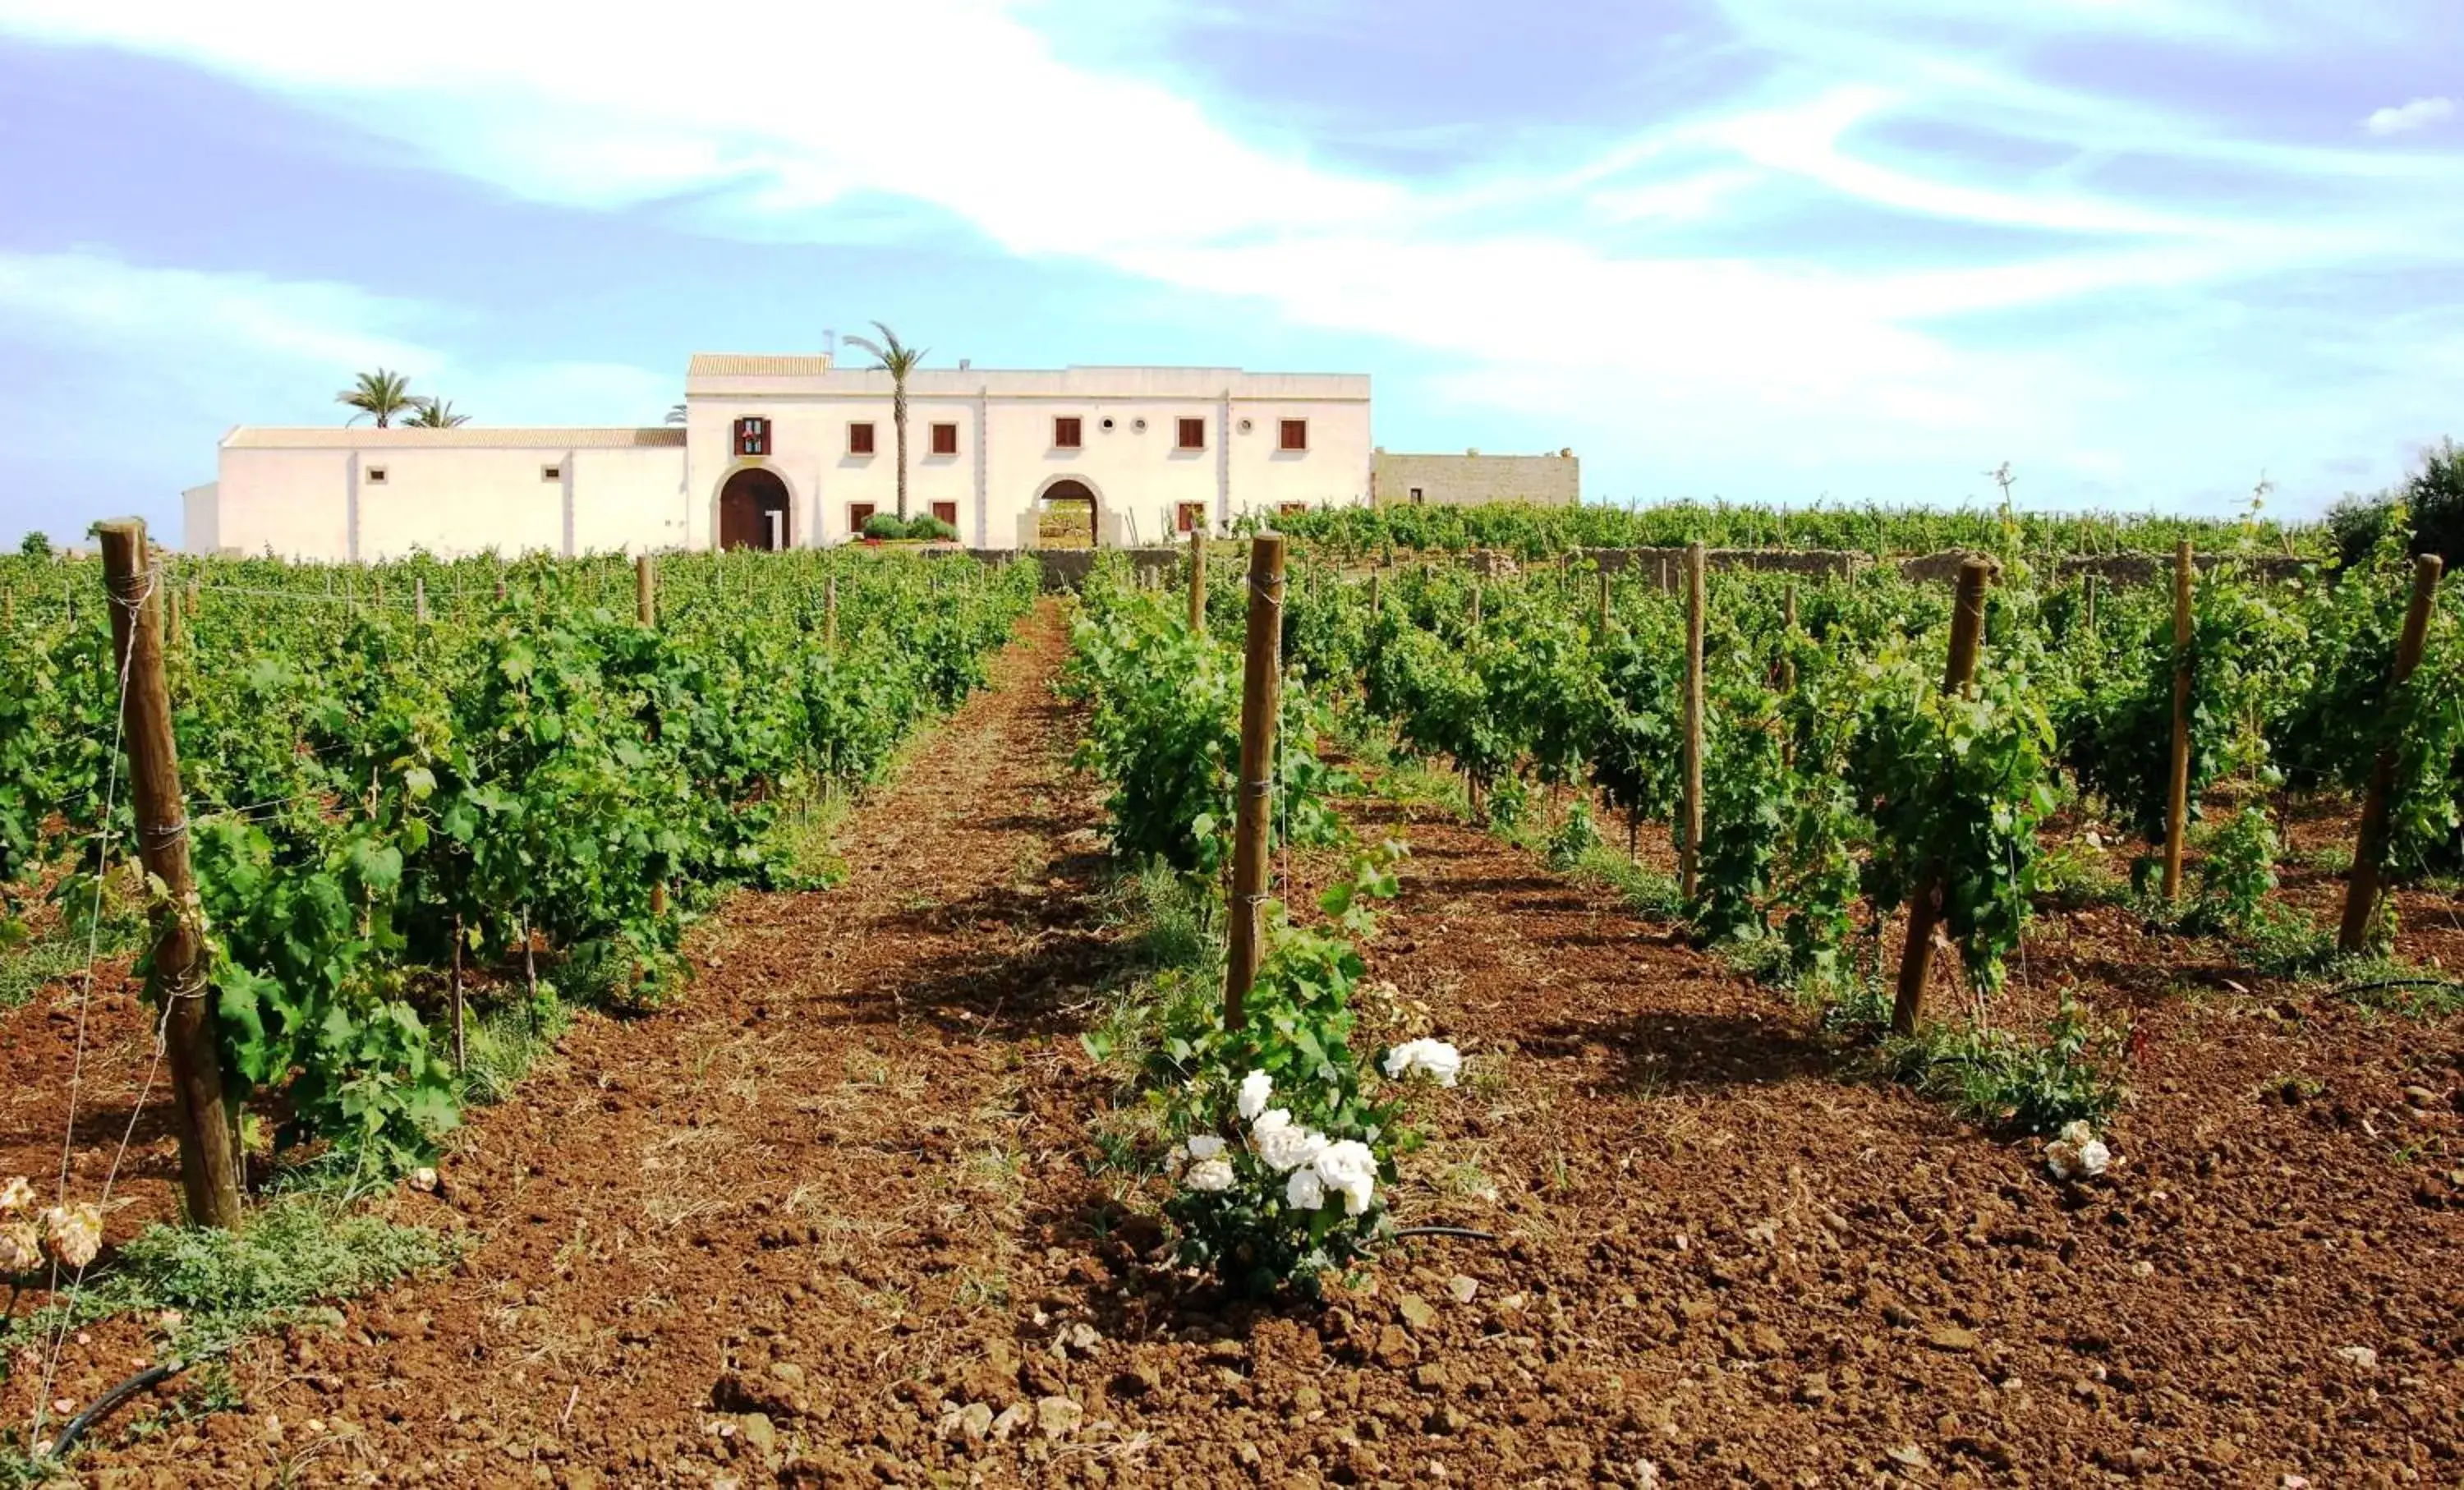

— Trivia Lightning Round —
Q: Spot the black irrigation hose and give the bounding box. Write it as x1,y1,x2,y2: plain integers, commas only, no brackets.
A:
39,1341,231,1461
2337,977,2464,997
1392,1226,1499,1243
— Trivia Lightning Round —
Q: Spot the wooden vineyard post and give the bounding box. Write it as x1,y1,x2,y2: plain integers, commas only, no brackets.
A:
1777,582,1799,694
95,520,244,1230
374,575,385,609
1224,534,1287,1032
1597,570,1611,637
1465,575,1487,819
496,570,508,603
1892,557,1995,1036
637,554,667,918
2162,541,2193,903
416,577,430,624
825,573,839,649
2081,571,2099,636
2338,554,2446,952
1188,528,1207,637
451,914,466,1074
1680,541,1706,904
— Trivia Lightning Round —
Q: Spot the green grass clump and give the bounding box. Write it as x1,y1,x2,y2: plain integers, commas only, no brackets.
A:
3,1197,462,1368
457,986,575,1108
1875,991,2126,1135
0,893,143,1010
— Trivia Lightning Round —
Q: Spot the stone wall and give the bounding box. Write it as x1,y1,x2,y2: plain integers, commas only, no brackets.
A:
2049,552,2314,586
1896,550,2316,586
1372,452,1579,508
1585,547,1865,589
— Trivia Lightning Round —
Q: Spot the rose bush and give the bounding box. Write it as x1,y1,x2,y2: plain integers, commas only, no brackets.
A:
1150,846,1469,1296
1,1174,104,1277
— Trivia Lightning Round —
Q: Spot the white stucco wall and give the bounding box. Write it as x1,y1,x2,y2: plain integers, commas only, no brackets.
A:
566,447,692,554
206,361,1369,560
356,448,569,559
181,483,220,554
684,365,1371,547
214,447,352,559
213,430,687,560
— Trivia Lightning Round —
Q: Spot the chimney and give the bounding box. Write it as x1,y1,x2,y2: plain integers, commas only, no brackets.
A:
958,358,971,370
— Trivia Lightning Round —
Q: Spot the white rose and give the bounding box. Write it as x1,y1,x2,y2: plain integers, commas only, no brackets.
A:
1285,1167,1327,1210
41,1203,102,1270
2045,1121,2112,1181
1236,1070,1274,1122
0,1175,32,1214
1312,1140,1380,1217
1250,1107,1292,1135
1183,1157,1236,1193
1256,1122,1330,1175
0,1221,40,1274
1383,1039,1463,1088
1184,1134,1227,1161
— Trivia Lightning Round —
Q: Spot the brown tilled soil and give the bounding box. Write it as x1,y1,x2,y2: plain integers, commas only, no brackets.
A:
10,600,2464,1488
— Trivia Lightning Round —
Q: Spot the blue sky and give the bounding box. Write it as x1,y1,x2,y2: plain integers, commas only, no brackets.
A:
0,0,2458,545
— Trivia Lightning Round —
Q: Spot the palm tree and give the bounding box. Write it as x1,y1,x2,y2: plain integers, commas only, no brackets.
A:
405,398,470,429
841,322,927,520
338,368,418,427
664,402,687,425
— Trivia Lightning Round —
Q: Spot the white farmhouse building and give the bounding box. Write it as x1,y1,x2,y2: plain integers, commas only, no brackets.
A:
185,356,1373,559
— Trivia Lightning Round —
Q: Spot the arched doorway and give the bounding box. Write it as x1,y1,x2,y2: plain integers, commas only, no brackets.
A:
718,467,792,550
1038,478,1098,550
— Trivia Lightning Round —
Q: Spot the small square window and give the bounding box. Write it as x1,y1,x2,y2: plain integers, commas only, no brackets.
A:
541,464,563,482
1279,419,1308,452
931,422,958,456
848,422,876,455
365,466,388,485
1409,486,1424,504
1054,416,1083,449
1176,502,1207,534
1177,417,1206,451
931,500,958,527
733,416,770,457
848,502,876,532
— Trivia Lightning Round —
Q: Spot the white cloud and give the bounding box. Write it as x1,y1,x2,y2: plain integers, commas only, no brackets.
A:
2363,97,2455,136
0,250,670,427
0,0,1404,256
0,0,2456,515
0,251,438,374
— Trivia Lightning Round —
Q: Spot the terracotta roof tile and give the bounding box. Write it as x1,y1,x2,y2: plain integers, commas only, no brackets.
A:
687,353,834,377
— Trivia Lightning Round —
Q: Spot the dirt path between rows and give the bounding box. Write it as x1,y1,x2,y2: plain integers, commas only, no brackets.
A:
42,600,2464,1489
57,600,1140,1488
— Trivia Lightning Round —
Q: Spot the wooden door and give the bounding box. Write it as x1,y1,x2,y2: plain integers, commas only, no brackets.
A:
719,487,760,550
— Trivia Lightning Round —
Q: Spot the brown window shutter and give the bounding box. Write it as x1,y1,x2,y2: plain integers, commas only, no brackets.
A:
1280,420,1307,452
